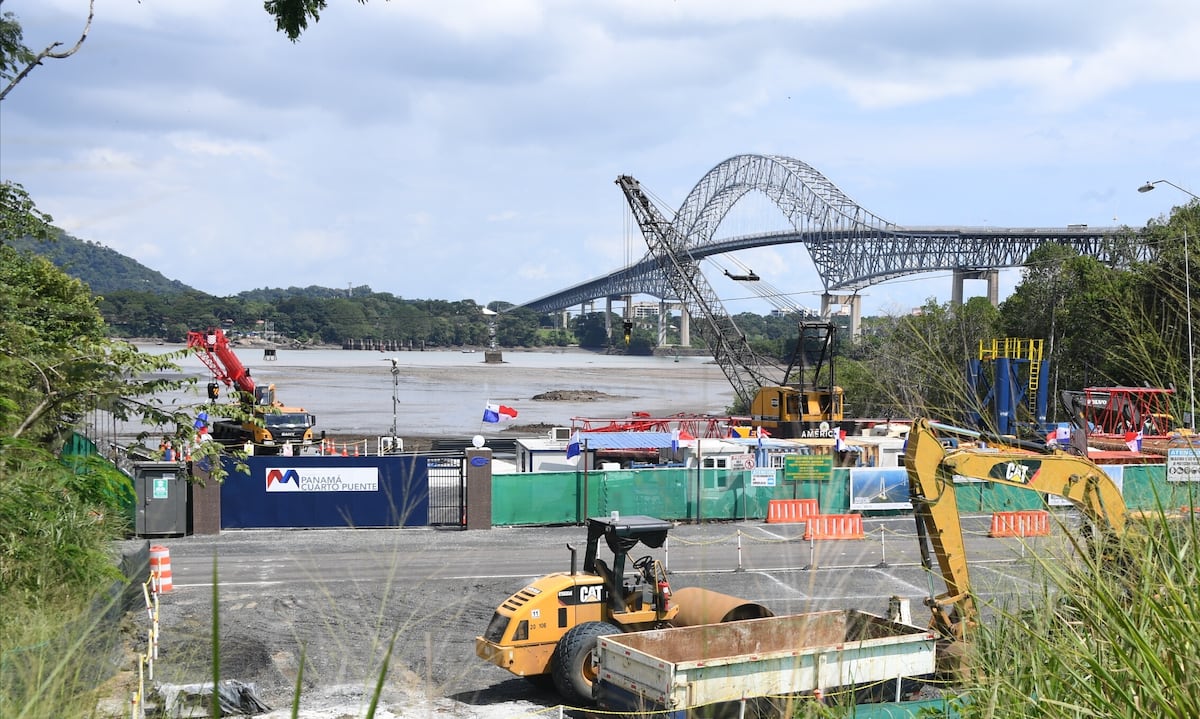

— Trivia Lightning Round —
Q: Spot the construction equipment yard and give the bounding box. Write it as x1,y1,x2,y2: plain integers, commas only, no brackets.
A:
115,515,1063,717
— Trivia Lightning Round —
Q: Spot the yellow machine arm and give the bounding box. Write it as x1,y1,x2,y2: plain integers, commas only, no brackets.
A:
903,418,1127,641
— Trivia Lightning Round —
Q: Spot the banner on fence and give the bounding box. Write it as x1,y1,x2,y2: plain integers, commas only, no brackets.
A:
784,454,833,481
848,467,912,511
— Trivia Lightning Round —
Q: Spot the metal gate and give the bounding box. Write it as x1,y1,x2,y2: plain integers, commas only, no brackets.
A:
426,454,466,526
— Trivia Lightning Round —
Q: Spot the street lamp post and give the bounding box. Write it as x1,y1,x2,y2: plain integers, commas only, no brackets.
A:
381,357,401,451
1139,180,1198,431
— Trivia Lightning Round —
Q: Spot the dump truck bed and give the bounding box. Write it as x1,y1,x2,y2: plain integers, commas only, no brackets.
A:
595,610,936,715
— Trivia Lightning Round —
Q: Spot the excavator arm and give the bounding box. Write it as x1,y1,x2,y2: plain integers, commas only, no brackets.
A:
903,418,1127,643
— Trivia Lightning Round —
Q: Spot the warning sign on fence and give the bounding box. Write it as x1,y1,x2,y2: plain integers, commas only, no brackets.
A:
1168,448,1200,482
729,454,756,470
750,468,777,487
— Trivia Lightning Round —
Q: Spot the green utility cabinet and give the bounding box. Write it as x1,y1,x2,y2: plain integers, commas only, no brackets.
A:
134,461,188,537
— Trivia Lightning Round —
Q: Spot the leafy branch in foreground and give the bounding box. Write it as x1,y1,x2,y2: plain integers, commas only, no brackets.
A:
0,181,55,245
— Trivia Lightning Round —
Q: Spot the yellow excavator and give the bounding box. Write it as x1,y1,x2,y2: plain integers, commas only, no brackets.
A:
475,514,773,704
902,417,1128,676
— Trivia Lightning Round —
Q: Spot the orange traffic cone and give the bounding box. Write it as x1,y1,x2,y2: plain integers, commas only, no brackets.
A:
149,545,173,592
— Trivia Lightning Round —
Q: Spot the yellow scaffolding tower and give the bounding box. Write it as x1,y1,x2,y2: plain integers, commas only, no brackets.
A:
978,338,1044,415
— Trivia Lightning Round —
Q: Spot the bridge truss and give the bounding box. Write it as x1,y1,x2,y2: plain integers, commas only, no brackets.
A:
521,154,1146,314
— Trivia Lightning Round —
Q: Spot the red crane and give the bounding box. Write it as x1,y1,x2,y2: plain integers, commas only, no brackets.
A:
186,328,256,394
184,327,315,450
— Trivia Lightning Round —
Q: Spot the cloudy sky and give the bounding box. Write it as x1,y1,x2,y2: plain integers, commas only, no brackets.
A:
3,0,1198,317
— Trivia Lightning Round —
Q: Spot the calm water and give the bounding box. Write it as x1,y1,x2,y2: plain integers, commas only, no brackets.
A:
130,345,735,439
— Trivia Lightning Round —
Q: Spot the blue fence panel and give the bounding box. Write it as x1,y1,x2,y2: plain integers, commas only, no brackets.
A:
220,455,429,528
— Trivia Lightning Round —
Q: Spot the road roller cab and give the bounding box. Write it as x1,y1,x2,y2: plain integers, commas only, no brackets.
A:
475,515,773,704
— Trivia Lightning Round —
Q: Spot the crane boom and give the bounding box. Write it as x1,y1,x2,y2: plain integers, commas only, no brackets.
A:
616,175,844,437
186,328,256,394
615,174,782,406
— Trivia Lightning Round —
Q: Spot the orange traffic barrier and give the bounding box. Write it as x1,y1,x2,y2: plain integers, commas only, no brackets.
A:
803,513,865,540
766,499,819,524
149,545,173,592
989,510,1050,538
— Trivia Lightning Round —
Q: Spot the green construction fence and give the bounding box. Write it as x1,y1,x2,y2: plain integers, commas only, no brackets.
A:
490,464,1196,526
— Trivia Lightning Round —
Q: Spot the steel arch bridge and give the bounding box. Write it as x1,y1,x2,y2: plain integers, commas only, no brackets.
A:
520,154,1143,314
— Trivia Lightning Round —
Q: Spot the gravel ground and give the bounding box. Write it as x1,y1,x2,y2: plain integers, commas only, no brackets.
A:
96,517,1057,718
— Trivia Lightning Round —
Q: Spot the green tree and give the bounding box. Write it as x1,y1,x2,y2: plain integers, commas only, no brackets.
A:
0,246,197,445
497,307,541,347
862,297,1001,425
0,181,54,244
574,311,613,349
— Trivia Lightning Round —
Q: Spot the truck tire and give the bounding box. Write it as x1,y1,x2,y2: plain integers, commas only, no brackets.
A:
551,621,619,705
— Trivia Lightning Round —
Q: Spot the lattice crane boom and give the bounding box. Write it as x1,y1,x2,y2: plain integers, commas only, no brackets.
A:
616,174,783,407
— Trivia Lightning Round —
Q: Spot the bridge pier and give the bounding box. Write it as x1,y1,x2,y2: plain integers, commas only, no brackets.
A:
952,269,1000,306
605,297,613,341
822,294,862,340
658,300,669,346
679,305,690,347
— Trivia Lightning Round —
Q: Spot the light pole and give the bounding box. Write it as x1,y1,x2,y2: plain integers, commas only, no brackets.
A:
382,357,401,450
1139,179,1198,431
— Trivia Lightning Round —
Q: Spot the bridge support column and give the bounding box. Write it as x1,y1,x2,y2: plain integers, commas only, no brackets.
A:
821,294,862,340
604,297,613,342
658,300,668,346
561,309,569,329
952,269,1001,307
679,305,691,347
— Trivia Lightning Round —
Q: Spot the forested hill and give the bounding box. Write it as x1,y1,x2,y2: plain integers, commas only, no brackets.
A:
9,231,194,295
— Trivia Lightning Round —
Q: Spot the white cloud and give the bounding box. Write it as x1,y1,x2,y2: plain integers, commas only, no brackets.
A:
2,0,1198,317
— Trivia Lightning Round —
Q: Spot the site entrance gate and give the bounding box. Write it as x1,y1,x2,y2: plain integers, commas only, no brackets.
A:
426,453,467,527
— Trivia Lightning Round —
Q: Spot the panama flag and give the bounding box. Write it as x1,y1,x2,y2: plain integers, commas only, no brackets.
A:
482,402,518,423
834,428,849,452
1124,430,1143,452
566,430,582,459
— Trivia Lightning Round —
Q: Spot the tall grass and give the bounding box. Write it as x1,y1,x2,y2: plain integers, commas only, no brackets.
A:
960,509,1200,718
0,442,133,718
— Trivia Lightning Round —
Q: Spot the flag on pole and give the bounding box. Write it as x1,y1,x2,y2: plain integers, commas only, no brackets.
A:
834,428,848,452
671,429,680,453
482,402,518,423
1124,430,1143,452
566,430,582,459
